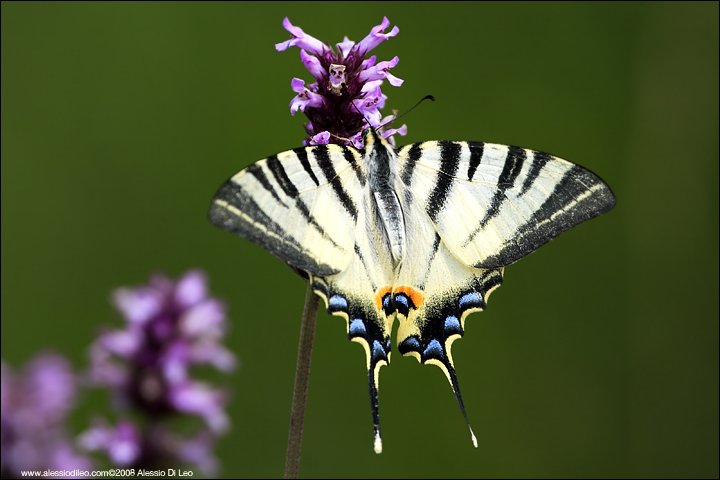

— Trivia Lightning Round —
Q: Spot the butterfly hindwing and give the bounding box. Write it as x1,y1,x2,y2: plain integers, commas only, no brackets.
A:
309,183,395,453
391,170,504,444
209,145,365,276
396,141,616,269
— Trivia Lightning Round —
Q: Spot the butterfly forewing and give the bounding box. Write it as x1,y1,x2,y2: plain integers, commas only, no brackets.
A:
209,145,364,276
395,141,616,269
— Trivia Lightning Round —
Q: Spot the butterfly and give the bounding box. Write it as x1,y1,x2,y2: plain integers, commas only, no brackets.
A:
208,127,615,453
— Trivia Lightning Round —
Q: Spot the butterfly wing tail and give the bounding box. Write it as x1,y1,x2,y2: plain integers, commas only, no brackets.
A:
311,276,394,453
396,263,504,447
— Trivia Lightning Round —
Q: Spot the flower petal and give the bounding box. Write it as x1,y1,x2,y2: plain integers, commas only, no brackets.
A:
349,131,364,149
275,18,326,56
361,55,377,70
176,432,219,477
174,270,207,309
180,299,226,338
336,36,355,59
78,418,141,467
25,354,76,421
169,382,229,433
113,287,161,325
97,330,141,358
309,131,331,145
291,77,306,93
300,50,325,81
356,17,399,55
290,84,325,115
359,56,403,87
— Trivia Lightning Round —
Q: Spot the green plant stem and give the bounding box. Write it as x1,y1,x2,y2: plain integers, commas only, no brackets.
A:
284,280,320,479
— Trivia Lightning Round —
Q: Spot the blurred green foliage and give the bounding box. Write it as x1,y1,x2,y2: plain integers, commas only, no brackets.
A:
2,2,717,478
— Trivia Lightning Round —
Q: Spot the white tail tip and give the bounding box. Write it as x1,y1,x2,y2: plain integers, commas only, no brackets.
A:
470,428,478,448
374,433,383,454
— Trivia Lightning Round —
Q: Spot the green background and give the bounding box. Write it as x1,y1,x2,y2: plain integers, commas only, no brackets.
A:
2,2,718,478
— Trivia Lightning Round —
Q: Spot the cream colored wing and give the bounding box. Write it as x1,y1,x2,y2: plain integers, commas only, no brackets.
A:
395,141,615,269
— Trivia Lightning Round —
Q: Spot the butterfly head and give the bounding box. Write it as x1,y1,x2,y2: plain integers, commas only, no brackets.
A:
361,126,394,152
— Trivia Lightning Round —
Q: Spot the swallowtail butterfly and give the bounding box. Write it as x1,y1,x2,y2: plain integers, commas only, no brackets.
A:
208,127,615,453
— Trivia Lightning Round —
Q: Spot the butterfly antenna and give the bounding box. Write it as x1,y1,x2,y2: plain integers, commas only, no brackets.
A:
379,95,435,130
342,83,367,120
329,132,353,144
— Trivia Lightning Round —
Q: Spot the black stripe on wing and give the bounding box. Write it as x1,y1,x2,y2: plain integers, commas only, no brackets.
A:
208,180,341,276
293,147,321,186
313,145,359,220
417,233,442,291
400,143,422,207
340,145,367,186
246,163,288,207
262,154,345,251
466,142,484,181
477,146,527,228
426,141,462,223
520,150,551,196
474,163,616,269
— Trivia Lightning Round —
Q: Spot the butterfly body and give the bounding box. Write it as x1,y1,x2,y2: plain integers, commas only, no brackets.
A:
209,128,615,453
365,131,405,264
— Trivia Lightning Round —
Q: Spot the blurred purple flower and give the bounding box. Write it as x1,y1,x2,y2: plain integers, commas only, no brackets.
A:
79,418,220,477
276,17,407,147
1,354,93,478
90,270,235,422
78,418,141,467
85,270,235,475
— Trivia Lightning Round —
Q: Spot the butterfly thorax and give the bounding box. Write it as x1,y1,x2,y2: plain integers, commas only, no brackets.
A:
364,128,405,266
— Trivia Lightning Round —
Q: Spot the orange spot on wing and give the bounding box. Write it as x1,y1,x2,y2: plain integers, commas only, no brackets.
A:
375,286,393,310
394,286,424,308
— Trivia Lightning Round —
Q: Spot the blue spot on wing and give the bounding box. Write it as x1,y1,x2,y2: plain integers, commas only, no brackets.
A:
349,319,366,336
372,340,385,360
403,337,420,350
398,337,420,355
459,292,481,309
382,295,391,309
329,295,347,309
444,315,461,331
394,295,408,307
423,339,444,359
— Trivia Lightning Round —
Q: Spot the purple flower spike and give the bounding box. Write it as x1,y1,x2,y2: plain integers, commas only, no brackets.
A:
86,270,235,473
275,17,327,56
91,269,235,412
277,17,407,147
1,354,93,476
